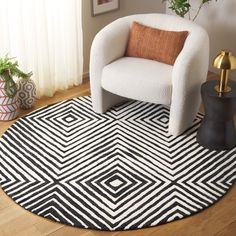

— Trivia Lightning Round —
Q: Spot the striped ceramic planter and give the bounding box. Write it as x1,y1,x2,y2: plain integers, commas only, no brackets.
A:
17,78,36,109
0,78,19,121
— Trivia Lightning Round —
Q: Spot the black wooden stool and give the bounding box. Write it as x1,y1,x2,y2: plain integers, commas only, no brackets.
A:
197,80,236,150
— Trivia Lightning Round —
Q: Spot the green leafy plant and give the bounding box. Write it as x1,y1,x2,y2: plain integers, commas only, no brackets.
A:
162,0,218,21
0,55,32,98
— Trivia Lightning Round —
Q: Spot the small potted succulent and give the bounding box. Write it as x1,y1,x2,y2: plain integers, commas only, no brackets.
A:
0,55,32,120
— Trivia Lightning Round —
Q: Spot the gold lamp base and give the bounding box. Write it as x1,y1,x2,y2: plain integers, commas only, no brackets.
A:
214,85,231,93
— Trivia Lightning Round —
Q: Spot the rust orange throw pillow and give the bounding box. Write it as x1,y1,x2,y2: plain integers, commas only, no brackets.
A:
126,21,189,65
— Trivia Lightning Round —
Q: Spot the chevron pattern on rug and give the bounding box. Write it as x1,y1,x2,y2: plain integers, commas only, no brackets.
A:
0,96,236,231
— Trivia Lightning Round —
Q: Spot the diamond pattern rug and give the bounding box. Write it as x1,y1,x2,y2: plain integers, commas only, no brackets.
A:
0,96,235,231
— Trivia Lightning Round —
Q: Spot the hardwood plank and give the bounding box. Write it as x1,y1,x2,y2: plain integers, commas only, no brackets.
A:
0,190,15,210
1,212,39,235
14,225,43,236
34,217,64,235
47,226,121,236
47,226,95,236
0,229,10,236
214,221,236,236
0,205,26,226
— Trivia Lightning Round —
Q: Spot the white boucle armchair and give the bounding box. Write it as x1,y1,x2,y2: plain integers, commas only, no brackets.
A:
90,14,209,136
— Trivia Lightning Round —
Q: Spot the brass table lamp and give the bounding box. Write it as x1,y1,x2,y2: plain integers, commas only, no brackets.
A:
213,50,236,93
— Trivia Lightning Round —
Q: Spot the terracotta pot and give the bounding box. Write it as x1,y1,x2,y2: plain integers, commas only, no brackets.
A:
0,78,19,121
17,78,36,109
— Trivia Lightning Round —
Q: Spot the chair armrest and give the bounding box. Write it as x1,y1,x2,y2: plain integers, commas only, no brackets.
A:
89,18,131,112
90,18,130,86
169,28,209,135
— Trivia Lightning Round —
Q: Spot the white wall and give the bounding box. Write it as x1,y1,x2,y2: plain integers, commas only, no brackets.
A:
82,0,165,74
166,0,236,79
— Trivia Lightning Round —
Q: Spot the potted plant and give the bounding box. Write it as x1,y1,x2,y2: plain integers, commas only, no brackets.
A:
0,55,32,120
162,0,218,21
17,72,36,110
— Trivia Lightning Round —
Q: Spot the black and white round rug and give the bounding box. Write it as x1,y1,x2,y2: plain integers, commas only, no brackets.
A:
0,96,235,231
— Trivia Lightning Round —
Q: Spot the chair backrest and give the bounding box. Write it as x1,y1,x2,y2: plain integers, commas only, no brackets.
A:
116,13,207,39
112,14,208,59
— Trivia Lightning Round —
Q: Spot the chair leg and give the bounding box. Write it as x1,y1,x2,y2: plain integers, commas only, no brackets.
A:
169,101,200,136
91,88,128,114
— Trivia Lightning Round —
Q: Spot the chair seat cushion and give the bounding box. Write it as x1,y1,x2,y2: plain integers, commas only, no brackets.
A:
101,57,173,105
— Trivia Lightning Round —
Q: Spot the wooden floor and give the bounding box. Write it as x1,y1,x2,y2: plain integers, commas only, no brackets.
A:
0,76,236,236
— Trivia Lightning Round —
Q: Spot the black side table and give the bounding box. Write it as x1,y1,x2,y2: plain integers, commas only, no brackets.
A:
197,80,236,150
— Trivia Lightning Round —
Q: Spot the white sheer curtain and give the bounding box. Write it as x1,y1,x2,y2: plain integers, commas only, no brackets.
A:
0,0,83,97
